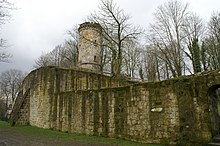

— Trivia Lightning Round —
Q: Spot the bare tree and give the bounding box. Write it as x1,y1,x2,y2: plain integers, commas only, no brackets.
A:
200,41,208,71
0,0,13,24
143,49,158,81
101,44,112,73
50,45,65,67
203,11,220,70
0,0,14,62
147,0,190,78
183,13,204,73
34,24,79,69
33,52,51,68
61,40,78,67
122,40,141,79
0,69,25,113
66,25,79,65
33,46,65,69
88,0,143,76
34,40,78,69
0,38,12,62
143,45,168,81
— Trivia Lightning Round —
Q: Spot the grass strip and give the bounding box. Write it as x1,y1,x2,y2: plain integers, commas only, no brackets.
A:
0,121,165,146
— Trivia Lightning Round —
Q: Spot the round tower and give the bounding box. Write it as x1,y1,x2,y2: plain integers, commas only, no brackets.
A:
78,22,102,71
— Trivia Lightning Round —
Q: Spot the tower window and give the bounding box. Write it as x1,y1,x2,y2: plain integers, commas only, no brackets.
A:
94,40,97,46
94,56,97,62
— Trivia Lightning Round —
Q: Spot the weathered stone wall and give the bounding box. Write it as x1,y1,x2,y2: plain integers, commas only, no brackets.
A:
13,90,30,125
11,67,220,145
12,66,131,128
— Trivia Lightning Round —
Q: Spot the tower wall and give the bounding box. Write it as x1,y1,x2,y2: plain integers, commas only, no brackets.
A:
78,22,102,71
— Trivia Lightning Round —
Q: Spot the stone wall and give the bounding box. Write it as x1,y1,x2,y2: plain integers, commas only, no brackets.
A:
12,89,30,125
11,67,220,145
11,66,132,128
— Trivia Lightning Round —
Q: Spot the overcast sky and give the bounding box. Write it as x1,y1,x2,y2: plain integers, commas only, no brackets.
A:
0,0,219,73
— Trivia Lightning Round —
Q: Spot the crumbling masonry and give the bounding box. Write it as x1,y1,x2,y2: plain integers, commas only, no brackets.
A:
10,22,220,145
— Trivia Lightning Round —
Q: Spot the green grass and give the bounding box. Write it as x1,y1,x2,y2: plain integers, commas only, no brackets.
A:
0,121,165,146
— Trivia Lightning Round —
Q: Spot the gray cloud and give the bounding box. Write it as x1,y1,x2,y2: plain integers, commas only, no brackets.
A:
0,0,219,73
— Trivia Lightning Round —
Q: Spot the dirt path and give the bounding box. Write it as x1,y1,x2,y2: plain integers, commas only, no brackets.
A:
0,128,109,146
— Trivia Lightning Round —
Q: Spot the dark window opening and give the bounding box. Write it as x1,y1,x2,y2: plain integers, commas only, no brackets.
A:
94,56,97,62
208,85,220,136
208,86,220,116
94,40,97,46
